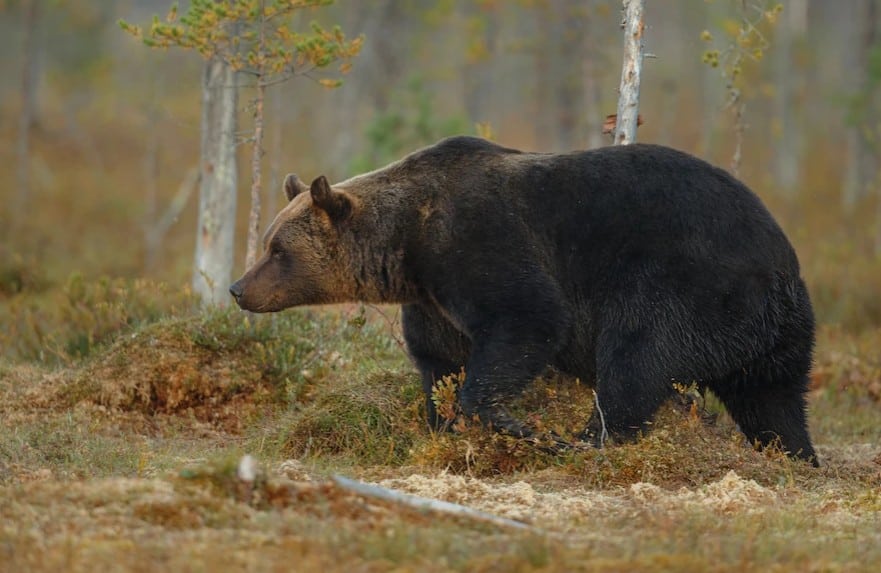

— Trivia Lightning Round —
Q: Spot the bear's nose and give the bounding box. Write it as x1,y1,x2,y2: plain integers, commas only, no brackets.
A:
229,281,244,301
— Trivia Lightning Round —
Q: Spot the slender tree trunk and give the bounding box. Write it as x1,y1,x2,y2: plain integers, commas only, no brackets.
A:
244,2,268,270
15,0,39,233
193,56,238,306
614,0,645,145
266,84,283,221
245,79,265,271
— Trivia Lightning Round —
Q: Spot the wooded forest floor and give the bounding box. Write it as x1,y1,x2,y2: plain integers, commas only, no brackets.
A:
1,308,879,572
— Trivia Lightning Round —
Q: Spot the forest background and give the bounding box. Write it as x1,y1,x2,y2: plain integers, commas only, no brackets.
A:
1,0,878,331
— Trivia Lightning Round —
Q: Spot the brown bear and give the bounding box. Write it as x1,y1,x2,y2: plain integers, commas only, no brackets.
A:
229,136,818,465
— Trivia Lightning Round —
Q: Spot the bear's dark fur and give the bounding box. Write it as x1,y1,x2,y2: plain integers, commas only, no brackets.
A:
230,136,818,465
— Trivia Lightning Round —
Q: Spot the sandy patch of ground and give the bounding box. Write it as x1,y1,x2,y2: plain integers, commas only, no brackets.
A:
375,468,782,533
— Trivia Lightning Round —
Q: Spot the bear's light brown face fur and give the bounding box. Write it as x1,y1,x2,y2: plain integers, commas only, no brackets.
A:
229,175,361,312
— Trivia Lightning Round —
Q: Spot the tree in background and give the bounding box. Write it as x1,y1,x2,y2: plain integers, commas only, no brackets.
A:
121,0,360,304
613,0,645,145
193,51,238,306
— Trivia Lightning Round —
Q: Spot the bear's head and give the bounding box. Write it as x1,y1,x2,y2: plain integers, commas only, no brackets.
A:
229,174,360,312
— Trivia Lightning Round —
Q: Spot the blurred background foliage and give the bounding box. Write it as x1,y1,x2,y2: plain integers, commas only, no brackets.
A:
0,0,880,365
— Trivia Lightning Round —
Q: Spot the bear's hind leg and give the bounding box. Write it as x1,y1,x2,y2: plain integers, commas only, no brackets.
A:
707,367,817,466
577,327,677,446
707,283,818,466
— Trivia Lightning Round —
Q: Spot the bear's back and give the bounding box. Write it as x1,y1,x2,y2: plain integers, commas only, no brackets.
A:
389,137,798,278
421,138,798,280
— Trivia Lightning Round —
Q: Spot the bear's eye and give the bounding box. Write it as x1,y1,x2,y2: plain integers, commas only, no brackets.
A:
270,248,284,260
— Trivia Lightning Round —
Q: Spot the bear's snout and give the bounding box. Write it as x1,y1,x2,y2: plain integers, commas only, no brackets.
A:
229,281,244,304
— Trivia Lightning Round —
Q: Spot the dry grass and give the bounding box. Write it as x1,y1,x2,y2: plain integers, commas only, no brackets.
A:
1,306,880,572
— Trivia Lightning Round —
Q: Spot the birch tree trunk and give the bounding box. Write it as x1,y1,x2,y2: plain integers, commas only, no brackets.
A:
613,0,645,145
245,79,264,271
193,56,238,306
266,85,283,222
244,4,267,271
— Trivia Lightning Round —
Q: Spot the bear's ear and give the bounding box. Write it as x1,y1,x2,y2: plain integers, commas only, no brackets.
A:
310,175,353,221
283,173,309,202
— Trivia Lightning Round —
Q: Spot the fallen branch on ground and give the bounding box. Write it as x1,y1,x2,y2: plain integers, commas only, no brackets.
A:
332,474,540,533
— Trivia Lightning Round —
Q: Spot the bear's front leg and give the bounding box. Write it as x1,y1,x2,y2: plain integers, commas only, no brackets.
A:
458,314,566,440
423,259,570,445
402,303,471,431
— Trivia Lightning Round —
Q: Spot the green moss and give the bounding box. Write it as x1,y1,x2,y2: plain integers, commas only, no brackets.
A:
282,370,422,465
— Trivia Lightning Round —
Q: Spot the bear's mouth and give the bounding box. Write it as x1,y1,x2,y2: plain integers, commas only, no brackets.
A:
234,291,291,313
233,296,273,313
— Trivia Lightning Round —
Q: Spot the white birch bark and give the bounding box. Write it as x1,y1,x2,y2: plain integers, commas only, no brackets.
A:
614,0,645,145
193,56,238,306
266,85,283,222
